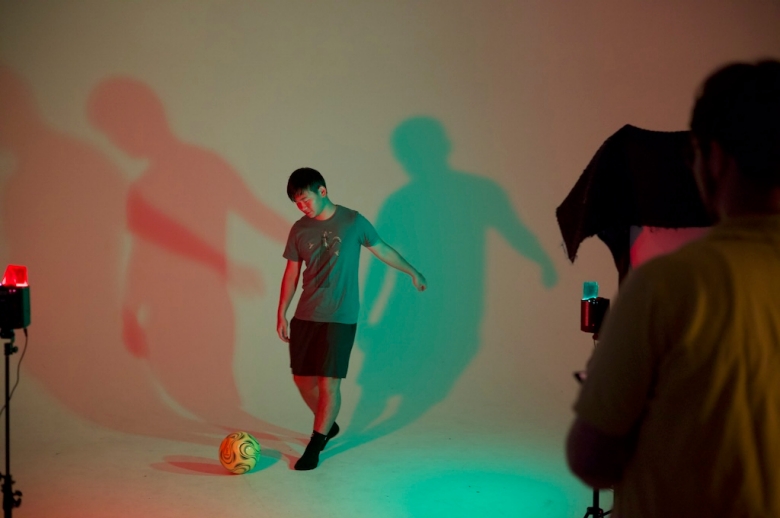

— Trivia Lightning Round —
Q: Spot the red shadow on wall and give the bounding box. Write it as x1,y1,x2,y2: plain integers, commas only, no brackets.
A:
86,76,300,451
0,65,300,460
0,64,221,444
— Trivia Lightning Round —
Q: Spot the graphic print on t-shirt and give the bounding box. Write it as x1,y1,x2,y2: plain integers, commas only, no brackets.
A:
309,230,342,288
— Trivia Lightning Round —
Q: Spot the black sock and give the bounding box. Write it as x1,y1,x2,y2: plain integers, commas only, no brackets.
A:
294,431,327,471
321,422,340,451
310,430,327,446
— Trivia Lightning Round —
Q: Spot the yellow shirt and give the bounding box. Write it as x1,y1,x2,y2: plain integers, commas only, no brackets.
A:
575,215,780,518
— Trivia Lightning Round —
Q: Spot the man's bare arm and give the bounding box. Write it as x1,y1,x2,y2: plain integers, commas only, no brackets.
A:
367,239,427,291
277,260,301,342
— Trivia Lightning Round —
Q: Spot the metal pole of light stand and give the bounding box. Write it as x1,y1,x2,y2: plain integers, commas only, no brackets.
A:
579,329,611,518
582,485,610,518
1,329,21,517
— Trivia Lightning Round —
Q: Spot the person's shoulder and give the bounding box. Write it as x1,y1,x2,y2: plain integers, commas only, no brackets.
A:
338,206,378,234
291,215,308,227
289,215,311,232
337,205,358,217
666,231,730,273
337,205,367,223
632,242,700,279
626,235,722,296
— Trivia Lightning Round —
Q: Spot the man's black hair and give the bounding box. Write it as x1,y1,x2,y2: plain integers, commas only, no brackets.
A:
287,167,327,201
690,59,780,186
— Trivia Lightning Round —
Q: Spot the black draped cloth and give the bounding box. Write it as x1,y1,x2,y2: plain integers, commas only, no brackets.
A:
556,124,712,283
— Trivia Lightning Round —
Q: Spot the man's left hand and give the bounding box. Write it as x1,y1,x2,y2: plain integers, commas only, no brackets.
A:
413,272,427,292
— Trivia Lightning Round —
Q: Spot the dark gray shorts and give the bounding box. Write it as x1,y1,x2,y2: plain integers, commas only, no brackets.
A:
289,317,357,378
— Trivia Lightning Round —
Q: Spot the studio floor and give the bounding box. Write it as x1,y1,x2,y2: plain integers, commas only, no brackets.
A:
4,377,609,518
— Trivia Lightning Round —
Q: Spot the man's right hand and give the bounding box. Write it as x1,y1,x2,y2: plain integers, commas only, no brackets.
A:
277,316,290,343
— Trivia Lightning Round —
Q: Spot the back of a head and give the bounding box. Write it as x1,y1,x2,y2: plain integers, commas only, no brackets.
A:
690,59,780,187
287,167,326,200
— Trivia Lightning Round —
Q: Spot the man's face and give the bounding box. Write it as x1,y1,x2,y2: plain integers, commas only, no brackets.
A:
293,186,326,218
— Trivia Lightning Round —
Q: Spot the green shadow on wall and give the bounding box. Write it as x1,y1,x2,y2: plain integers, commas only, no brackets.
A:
327,116,558,457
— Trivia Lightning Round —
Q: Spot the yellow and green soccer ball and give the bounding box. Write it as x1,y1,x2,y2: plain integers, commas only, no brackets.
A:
219,432,261,474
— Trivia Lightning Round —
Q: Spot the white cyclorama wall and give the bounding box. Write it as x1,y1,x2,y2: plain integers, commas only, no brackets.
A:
1,0,779,489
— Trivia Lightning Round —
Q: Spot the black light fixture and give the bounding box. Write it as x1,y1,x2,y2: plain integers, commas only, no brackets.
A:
580,281,609,336
0,265,30,331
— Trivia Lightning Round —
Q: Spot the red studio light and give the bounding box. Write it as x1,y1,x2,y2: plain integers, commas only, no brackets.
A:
0,264,31,330
1,265,28,288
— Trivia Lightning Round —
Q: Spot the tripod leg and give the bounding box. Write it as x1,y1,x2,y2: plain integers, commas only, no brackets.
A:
580,489,605,518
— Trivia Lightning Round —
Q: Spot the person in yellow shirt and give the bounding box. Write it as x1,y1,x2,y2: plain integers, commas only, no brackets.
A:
567,59,780,517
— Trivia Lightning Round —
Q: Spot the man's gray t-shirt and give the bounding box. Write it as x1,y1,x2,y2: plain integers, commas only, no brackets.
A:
283,205,379,324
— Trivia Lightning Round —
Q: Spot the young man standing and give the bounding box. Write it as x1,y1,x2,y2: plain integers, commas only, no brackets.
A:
277,167,427,470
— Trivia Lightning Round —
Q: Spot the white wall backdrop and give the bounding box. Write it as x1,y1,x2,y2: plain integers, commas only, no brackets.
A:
1,1,779,516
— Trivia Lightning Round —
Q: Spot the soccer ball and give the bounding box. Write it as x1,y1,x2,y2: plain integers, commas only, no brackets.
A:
219,431,261,474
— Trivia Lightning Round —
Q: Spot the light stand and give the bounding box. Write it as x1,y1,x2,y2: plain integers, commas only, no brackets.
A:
574,346,611,518
575,282,611,518
580,485,609,518
0,265,30,518
574,357,611,518
0,328,21,517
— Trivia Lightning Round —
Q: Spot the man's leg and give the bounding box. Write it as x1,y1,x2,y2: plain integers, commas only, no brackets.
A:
293,375,319,414
294,376,342,471
314,376,341,435
293,375,340,437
